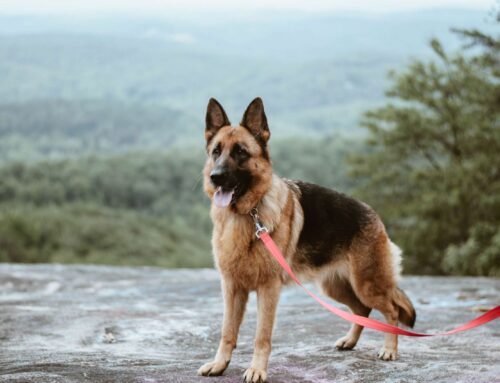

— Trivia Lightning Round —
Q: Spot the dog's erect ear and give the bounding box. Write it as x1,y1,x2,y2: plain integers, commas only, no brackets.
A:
205,98,230,143
240,97,270,143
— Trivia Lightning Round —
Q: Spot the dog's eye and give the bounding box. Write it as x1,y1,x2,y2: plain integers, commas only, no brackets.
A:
212,145,221,157
233,144,248,158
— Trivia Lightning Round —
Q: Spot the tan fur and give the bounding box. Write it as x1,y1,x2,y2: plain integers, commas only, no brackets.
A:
199,122,414,382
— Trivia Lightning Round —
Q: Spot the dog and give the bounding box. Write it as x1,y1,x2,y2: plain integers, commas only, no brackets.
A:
198,97,416,383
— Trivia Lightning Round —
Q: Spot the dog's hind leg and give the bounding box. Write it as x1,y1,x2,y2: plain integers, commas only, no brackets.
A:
376,301,399,360
321,271,371,350
348,233,408,361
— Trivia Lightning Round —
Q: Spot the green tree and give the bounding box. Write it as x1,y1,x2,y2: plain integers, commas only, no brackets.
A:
351,23,500,276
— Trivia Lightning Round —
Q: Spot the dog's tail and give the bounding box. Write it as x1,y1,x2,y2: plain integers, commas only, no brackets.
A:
394,287,416,328
388,241,416,328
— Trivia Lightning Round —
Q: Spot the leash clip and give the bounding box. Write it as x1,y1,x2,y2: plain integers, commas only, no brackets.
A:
250,207,269,239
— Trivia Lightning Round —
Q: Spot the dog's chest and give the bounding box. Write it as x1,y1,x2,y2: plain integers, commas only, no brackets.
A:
212,214,279,289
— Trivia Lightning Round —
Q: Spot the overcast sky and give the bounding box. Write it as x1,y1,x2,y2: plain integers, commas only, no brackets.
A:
0,0,494,15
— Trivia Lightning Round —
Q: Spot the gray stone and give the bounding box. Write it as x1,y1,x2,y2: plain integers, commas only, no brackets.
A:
0,264,499,383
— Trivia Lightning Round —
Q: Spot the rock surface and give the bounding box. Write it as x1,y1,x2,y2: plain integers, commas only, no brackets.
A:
0,264,499,383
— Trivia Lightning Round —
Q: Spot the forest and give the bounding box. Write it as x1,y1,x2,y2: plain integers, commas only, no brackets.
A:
0,9,498,275
0,137,354,268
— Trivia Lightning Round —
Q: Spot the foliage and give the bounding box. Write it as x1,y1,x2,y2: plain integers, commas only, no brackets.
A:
0,137,355,267
0,204,211,267
351,25,500,276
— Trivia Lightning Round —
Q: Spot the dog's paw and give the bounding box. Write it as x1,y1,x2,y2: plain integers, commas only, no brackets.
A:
243,367,267,383
377,347,397,361
335,335,357,350
197,360,229,376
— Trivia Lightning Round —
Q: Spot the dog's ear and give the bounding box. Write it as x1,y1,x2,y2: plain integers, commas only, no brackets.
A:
205,98,230,143
241,97,270,143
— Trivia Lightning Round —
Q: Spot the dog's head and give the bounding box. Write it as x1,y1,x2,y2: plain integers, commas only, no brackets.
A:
203,97,273,213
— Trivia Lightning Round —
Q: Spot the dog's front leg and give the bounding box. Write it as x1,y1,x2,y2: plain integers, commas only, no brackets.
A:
198,279,249,377
243,279,281,383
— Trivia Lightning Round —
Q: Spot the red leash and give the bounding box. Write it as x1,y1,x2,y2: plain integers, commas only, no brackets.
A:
258,231,500,336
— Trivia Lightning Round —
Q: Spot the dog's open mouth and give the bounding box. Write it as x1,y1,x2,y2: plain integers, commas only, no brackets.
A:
214,186,235,208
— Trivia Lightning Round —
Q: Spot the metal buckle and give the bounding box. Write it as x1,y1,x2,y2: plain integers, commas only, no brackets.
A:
250,207,269,238
255,222,269,239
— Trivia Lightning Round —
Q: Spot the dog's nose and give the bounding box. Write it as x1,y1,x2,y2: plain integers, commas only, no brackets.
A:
210,168,229,186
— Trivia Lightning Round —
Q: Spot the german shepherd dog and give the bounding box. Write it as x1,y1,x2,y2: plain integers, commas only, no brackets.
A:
198,97,416,383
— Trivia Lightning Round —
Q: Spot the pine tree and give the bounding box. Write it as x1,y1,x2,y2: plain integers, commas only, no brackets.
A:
351,18,500,275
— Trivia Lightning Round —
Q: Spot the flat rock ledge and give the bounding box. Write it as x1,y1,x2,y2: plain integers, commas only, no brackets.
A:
0,264,499,383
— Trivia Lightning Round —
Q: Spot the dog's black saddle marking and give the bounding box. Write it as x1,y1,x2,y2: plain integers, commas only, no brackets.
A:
294,181,372,268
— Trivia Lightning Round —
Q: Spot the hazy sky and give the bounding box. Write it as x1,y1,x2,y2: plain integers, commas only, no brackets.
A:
0,0,494,15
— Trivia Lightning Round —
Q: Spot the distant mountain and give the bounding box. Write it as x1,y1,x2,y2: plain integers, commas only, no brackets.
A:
0,9,494,162
0,100,198,162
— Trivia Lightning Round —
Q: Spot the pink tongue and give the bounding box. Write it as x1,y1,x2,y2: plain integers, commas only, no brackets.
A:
214,188,234,208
